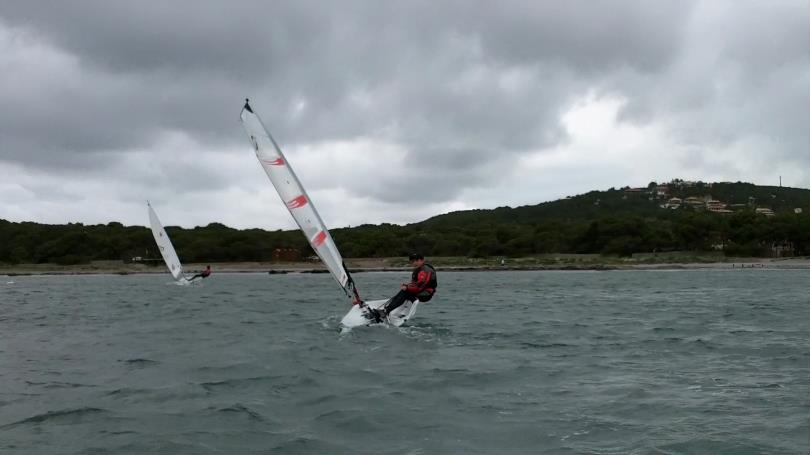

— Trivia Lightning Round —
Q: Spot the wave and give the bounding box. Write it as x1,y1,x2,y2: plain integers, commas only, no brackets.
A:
652,326,677,332
105,387,150,398
120,358,160,367
689,338,716,349
268,436,347,453
713,380,784,390
215,403,264,421
25,380,96,389
1,407,107,428
652,438,781,454
311,408,374,430
199,375,288,392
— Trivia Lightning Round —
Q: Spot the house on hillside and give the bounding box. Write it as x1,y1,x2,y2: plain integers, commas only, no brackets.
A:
623,188,646,200
706,200,732,213
273,248,301,261
660,197,682,209
755,208,775,217
683,196,705,209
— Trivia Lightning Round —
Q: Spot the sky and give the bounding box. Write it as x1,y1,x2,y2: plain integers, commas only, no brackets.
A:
1,1,808,230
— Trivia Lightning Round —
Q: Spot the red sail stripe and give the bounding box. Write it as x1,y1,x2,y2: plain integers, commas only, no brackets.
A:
286,195,308,209
312,231,327,247
261,157,285,166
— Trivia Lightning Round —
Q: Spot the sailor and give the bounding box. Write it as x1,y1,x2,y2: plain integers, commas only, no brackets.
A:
189,265,212,281
367,253,437,322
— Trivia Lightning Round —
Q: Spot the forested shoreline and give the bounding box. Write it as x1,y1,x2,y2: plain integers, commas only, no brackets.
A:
4,181,810,265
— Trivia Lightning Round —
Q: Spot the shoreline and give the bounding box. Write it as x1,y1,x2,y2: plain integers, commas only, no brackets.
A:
3,257,810,276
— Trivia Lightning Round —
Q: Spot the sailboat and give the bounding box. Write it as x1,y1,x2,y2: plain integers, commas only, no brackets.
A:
147,201,192,284
239,99,418,327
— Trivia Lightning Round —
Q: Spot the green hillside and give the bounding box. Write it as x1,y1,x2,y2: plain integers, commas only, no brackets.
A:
3,180,810,265
420,180,810,227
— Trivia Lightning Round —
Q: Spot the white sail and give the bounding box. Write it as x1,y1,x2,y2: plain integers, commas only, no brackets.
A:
147,201,185,281
239,99,359,301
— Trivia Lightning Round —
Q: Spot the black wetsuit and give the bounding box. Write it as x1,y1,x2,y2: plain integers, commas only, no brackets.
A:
190,269,211,281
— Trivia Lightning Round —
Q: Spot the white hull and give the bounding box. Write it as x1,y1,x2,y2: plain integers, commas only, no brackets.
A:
340,298,420,329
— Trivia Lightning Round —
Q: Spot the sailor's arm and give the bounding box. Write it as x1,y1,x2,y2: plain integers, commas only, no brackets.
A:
405,270,431,293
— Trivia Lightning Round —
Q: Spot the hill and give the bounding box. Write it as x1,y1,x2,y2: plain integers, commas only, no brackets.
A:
419,180,810,227
413,180,810,257
3,180,810,264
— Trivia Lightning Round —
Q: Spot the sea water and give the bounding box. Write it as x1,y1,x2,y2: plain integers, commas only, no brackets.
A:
1,270,809,454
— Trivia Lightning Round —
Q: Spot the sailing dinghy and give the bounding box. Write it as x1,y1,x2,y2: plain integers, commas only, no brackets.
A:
147,201,193,284
239,99,418,328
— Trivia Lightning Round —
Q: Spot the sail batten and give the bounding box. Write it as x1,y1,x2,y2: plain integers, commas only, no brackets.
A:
240,99,359,301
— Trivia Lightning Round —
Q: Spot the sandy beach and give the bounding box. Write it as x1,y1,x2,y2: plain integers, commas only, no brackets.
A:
3,256,810,276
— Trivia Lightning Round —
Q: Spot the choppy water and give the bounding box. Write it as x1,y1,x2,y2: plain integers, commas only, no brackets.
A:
1,270,809,454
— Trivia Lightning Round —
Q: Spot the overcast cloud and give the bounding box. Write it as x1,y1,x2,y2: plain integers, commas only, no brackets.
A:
1,1,808,229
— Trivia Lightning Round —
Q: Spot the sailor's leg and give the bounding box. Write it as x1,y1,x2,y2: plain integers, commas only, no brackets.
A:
383,290,416,314
365,290,416,322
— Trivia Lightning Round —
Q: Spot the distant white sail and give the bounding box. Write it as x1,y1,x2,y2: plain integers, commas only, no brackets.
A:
147,201,184,281
239,99,360,302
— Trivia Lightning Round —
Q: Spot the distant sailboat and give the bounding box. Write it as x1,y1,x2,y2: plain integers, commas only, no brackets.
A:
239,99,418,327
147,201,190,283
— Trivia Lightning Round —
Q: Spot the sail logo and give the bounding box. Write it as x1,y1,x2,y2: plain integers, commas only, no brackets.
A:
312,230,327,247
286,195,308,209
262,157,285,166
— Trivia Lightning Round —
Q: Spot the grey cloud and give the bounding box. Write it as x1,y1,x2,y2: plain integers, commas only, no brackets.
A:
1,0,808,225
345,145,517,205
1,1,696,161
612,2,810,155
453,1,693,72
